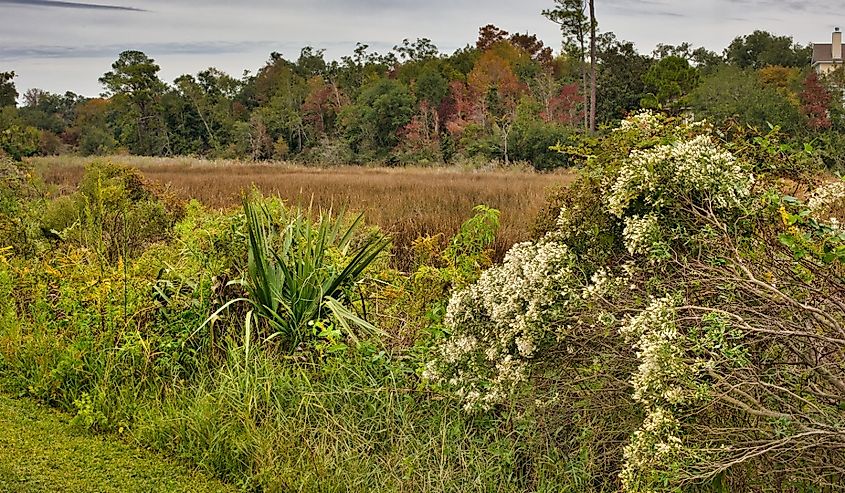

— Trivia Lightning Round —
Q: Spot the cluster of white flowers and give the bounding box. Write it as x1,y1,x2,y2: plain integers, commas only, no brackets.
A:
615,111,709,140
427,232,636,412
620,296,690,405
620,406,684,491
581,267,630,300
618,296,709,491
623,214,662,257
426,240,580,411
615,110,664,136
555,204,571,231
549,201,587,244
607,134,754,219
807,179,845,218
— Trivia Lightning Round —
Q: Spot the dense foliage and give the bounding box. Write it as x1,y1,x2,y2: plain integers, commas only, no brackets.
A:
0,159,544,490
2,23,844,171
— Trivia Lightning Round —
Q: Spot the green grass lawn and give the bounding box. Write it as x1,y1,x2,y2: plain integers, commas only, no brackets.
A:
0,395,234,493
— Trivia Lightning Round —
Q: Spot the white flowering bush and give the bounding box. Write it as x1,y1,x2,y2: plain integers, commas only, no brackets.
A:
778,179,845,264
621,296,687,406
616,297,723,491
428,111,845,490
622,214,663,258
607,134,755,219
620,406,684,491
424,240,581,411
430,113,746,413
618,297,688,490
614,110,665,138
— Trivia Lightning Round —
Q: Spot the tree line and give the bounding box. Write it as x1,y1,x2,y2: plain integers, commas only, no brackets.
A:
1,3,844,170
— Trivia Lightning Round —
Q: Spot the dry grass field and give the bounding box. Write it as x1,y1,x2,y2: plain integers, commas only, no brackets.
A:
31,156,575,267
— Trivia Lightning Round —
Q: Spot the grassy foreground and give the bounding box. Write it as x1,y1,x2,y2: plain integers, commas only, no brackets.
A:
0,394,234,493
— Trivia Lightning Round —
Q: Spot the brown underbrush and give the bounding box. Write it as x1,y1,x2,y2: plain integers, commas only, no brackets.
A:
32,156,573,268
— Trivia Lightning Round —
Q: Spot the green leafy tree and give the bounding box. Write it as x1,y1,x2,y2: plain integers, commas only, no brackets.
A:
653,43,723,72
254,65,309,154
18,89,82,135
509,97,574,170
295,46,328,78
641,56,699,110
332,43,396,99
394,38,440,63
688,65,802,133
0,71,17,107
412,64,450,139
342,78,415,156
71,98,116,155
172,68,241,154
415,65,449,108
443,45,480,79
595,33,653,124
725,31,812,69
99,50,169,155
0,125,40,160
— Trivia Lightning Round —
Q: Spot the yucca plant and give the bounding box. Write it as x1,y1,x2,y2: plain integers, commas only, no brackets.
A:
203,197,390,355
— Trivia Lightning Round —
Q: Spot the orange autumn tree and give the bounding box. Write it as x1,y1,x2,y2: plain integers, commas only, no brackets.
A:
468,48,526,164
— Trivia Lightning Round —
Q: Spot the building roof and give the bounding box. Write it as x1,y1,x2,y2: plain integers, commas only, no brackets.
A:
813,43,834,64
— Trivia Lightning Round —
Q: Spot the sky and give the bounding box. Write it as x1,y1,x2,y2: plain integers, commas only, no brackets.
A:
1,0,843,98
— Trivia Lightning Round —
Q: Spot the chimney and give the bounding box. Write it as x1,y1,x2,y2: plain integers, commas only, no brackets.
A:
835,27,843,61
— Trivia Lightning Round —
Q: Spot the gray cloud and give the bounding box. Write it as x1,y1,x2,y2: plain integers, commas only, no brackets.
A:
0,41,276,60
0,0,145,11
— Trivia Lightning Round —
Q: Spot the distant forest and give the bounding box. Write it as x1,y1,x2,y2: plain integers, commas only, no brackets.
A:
1,11,844,170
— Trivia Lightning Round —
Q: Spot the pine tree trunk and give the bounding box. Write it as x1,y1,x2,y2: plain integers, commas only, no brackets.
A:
581,40,588,132
589,0,597,133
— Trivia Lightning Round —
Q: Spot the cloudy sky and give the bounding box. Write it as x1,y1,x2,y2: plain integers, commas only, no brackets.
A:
1,0,842,97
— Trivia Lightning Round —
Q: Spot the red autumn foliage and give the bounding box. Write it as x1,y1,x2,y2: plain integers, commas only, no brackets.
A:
800,72,832,130
468,51,526,116
303,77,345,137
542,82,583,126
443,81,477,137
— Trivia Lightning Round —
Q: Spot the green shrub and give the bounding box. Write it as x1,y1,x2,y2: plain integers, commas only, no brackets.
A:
814,130,845,174
0,158,44,256
42,161,183,259
372,205,501,348
78,127,117,156
0,125,40,161
210,196,391,353
508,121,575,170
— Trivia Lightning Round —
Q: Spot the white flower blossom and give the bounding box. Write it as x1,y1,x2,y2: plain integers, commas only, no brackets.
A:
623,214,662,257
807,179,845,216
607,134,754,219
428,240,580,411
